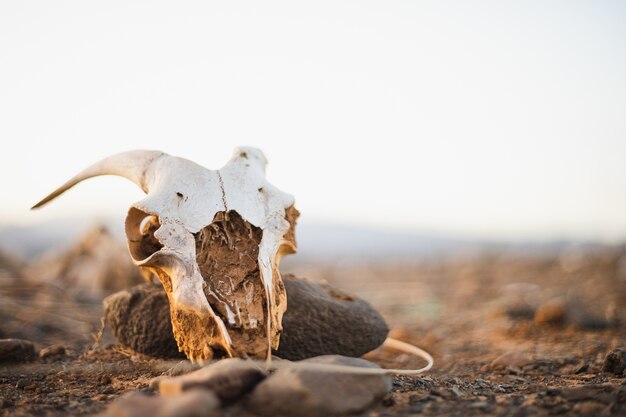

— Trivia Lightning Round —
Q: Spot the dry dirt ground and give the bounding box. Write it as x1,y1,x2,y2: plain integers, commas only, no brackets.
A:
1,247,625,416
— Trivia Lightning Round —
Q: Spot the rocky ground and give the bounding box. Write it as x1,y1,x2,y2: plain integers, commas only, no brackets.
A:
1,246,625,416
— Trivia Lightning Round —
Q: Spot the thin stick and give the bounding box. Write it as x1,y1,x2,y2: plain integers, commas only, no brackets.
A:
258,337,434,376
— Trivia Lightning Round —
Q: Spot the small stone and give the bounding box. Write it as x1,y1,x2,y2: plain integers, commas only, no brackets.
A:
159,358,266,404
574,363,589,374
429,388,447,398
16,378,30,389
603,348,625,376
572,401,606,415
0,339,36,363
99,375,112,385
498,283,540,320
39,344,66,360
102,391,219,417
450,386,463,398
534,298,567,325
101,386,115,395
246,355,392,417
490,351,532,369
381,394,395,407
148,376,164,390
104,275,389,361
409,394,429,405
469,401,490,409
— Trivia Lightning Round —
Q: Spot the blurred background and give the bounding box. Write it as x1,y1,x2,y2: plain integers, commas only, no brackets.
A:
0,1,624,362
1,1,626,252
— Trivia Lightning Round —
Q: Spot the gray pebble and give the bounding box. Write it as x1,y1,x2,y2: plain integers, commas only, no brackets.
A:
159,358,266,404
245,355,392,417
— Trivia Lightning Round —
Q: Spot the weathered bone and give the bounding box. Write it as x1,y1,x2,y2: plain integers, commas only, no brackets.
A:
33,148,298,361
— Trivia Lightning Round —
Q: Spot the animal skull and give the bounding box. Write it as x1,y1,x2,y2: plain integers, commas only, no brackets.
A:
33,148,299,361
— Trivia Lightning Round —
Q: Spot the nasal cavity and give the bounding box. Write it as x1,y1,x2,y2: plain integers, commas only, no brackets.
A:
125,207,164,262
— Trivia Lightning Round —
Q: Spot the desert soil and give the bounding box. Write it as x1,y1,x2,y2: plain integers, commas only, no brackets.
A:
1,247,625,416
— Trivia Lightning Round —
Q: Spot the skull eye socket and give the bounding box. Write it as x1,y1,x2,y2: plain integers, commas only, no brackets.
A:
125,207,163,262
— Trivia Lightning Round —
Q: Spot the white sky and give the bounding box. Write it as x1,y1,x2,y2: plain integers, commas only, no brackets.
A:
1,1,625,243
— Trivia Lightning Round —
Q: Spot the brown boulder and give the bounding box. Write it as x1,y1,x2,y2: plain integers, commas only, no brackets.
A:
275,275,389,360
103,275,389,361
104,284,184,359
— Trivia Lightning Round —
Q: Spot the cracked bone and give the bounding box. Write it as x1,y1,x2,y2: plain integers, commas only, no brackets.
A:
32,148,299,361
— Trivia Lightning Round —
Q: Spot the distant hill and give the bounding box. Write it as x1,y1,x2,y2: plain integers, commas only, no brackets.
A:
0,216,617,262
292,223,615,262
0,218,123,259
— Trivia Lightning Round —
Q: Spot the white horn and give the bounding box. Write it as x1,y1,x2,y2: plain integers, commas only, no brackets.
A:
31,150,164,209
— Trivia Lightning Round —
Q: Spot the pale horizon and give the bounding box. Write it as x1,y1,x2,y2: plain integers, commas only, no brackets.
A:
1,1,625,244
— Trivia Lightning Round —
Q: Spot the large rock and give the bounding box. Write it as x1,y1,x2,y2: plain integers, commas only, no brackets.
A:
104,274,388,360
275,275,389,360
245,355,392,417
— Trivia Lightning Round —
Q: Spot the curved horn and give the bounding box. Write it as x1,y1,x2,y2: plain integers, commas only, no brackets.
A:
31,150,165,209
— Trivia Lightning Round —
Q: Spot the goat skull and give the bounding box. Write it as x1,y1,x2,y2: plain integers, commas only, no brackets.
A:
33,148,298,361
